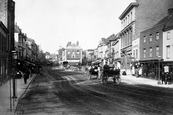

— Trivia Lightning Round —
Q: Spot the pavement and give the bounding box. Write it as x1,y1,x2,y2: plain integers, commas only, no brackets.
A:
0,74,36,115
121,74,173,88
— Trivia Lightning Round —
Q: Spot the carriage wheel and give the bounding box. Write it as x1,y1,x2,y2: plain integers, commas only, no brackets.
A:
87,72,91,80
116,75,121,84
113,76,116,83
85,71,89,76
104,73,108,84
101,73,104,84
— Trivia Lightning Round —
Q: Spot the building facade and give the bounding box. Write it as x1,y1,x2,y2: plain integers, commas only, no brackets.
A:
140,9,173,79
119,0,173,75
62,41,82,66
97,38,107,64
0,0,15,83
0,22,9,84
162,10,173,74
140,24,164,79
85,49,95,65
111,34,121,69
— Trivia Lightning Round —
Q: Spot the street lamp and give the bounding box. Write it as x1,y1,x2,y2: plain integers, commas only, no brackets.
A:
11,50,17,98
157,55,161,84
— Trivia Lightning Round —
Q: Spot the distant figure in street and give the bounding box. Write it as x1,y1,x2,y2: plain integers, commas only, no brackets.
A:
101,62,109,83
97,64,101,80
23,68,30,84
161,72,165,84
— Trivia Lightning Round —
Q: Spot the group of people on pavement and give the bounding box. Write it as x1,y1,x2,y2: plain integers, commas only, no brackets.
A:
15,66,40,84
161,71,173,85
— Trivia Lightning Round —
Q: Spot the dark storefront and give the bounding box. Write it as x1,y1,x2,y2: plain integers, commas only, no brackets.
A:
140,60,163,80
140,59,173,80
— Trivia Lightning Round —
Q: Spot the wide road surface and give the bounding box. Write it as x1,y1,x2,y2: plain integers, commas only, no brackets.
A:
17,67,173,115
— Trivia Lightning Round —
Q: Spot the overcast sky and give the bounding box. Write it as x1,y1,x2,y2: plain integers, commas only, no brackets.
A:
14,0,135,53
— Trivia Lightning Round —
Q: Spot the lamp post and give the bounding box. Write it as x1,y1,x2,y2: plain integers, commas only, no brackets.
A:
157,55,161,84
11,50,17,98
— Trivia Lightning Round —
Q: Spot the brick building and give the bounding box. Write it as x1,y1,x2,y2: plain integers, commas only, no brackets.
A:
0,0,15,83
0,22,9,84
140,9,173,79
119,0,173,75
62,41,82,66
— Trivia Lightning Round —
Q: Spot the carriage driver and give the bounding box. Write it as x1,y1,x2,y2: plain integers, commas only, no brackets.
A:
103,61,109,72
100,61,109,83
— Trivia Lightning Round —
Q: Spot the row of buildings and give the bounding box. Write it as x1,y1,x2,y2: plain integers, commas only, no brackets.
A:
14,24,46,72
57,0,173,80
0,0,46,85
95,0,173,80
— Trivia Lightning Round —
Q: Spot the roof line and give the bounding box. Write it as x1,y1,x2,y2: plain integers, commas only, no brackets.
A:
119,2,139,20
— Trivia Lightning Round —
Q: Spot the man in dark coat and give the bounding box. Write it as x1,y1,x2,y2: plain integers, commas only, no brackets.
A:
24,68,30,84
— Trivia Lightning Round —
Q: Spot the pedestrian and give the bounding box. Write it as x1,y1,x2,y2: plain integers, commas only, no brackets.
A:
170,71,173,84
97,64,101,80
30,67,34,78
23,68,29,84
161,72,165,84
101,61,109,83
103,61,109,72
23,72,27,84
167,72,172,85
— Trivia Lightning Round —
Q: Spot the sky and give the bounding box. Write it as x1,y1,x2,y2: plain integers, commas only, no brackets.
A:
14,0,135,53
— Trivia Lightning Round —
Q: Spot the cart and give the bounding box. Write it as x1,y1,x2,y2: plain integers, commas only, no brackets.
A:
101,67,121,84
86,66,98,79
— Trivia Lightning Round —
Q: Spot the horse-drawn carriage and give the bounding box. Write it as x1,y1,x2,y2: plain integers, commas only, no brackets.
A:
85,65,99,79
85,64,121,84
101,67,121,84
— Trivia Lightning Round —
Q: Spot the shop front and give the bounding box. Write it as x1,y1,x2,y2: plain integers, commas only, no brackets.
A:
140,59,163,80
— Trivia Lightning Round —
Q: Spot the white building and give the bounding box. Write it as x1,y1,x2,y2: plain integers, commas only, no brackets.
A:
162,14,173,72
97,38,107,64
